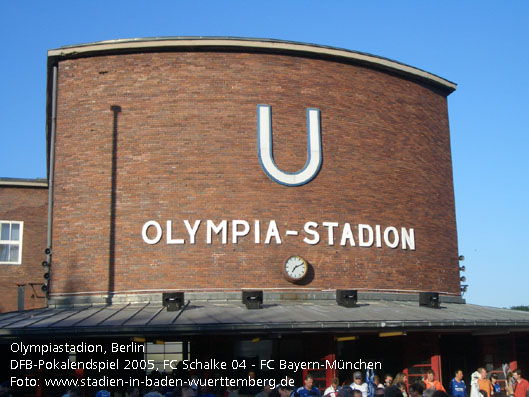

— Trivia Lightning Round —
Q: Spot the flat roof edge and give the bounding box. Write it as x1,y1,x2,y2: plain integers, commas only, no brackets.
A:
0,177,48,188
47,37,456,93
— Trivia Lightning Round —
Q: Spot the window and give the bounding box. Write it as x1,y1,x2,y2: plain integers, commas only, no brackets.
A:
145,341,189,372
0,221,23,264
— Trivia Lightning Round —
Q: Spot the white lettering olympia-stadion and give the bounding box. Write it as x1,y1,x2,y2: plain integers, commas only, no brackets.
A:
141,220,415,250
141,105,415,251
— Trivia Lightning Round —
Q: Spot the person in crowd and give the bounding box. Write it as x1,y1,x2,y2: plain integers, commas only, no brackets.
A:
353,391,363,397
384,376,394,389
198,385,215,397
393,374,407,397
240,371,262,397
351,371,368,397
367,369,378,395
68,389,82,397
282,376,296,392
127,387,141,397
448,370,467,397
513,369,529,397
189,377,199,397
144,387,164,397
424,388,435,397
178,387,196,397
375,388,386,397
470,371,482,397
295,373,320,397
324,378,340,397
374,376,383,389
432,391,449,397
504,371,514,397
279,376,295,397
424,370,445,393
338,379,354,397
269,386,279,397
393,374,407,386
0,382,11,397
477,368,493,397
409,383,424,397
277,385,292,397
224,386,238,397
256,385,272,397
210,372,226,397
396,383,407,397
490,374,501,395
384,385,403,397
172,387,183,397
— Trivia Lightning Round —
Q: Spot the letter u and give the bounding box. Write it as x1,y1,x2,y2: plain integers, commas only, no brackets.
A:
257,105,322,186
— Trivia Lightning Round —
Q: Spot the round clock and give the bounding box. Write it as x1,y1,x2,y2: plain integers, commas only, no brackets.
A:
283,255,308,282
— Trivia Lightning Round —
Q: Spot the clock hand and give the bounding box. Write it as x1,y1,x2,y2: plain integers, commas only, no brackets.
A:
292,263,303,271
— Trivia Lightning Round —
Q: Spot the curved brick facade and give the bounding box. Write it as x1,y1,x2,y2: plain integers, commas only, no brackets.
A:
49,40,459,296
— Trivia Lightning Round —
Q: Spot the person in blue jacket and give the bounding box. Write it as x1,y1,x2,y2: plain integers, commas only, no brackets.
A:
449,370,467,397
490,374,501,395
295,374,320,397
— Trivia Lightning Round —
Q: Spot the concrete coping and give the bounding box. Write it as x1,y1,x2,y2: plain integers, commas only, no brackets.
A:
47,37,456,94
0,177,48,187
47,290,465,308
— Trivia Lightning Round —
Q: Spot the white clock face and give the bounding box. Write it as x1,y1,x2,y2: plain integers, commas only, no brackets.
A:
285,256,308,280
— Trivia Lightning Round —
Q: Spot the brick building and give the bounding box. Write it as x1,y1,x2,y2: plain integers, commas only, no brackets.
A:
1,38,528,396
46,38,460,296
0,178,48,312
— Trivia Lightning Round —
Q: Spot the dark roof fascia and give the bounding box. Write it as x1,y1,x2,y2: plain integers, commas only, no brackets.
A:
1,322,528,339
1,302,529,339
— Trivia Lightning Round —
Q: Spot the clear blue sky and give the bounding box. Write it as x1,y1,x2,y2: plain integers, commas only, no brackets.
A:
1,1,527,308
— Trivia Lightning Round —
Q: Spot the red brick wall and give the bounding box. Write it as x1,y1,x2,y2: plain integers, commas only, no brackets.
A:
50,50,460,296
0,186,48,312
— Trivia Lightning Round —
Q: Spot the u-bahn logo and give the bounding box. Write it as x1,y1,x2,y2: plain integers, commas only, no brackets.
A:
257,105,322,186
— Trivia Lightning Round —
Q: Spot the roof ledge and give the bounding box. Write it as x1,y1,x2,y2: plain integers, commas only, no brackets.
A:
48,37,456,94
0,177,48,188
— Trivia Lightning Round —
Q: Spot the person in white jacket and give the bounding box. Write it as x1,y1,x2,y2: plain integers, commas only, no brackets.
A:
470,371,482,397
324,378,340,397
351,372,368,397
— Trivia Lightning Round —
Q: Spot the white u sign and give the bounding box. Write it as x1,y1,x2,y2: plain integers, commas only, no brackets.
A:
257,105,322,186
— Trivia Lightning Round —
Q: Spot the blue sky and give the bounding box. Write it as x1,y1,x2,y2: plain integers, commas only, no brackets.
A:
0,1,527,308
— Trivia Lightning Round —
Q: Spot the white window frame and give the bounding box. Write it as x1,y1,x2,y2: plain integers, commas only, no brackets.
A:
144,341,189,373
0,221,23,265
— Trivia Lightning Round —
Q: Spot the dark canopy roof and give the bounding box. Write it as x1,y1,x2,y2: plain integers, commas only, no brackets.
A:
1,299,528,338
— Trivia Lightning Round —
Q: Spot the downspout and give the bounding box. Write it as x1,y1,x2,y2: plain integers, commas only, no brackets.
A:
46,65,58,303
